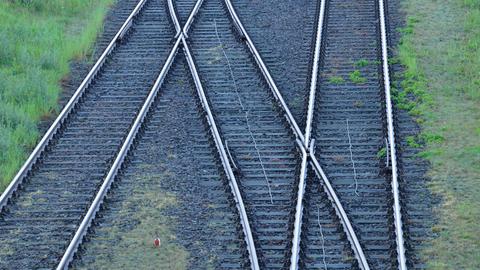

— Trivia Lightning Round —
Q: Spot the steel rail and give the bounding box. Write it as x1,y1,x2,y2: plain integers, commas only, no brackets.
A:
183,37,260,270
167,1,260,268
58,0,219,267
309,142,370,270
378,0,407,268
289,0,327,264
303,0,326,150
290,0,370,268
56,35,182,270
290,140,309,270
0,0,149,212
289,0,324,267
223,1,370,269
167,0,204,37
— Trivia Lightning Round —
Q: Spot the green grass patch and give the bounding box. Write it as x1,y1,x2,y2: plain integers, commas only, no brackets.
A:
328,75,345,84
355,59,370,67
77,170,189,269
406,136,421,148
0,0,115,191
377,147,387,159
349,70,367,84
398,0,480,268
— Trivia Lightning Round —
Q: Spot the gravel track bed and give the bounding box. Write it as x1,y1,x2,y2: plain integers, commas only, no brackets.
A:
186,0,302,268
72,56,249,269
233,0,318,127
311,0,397,268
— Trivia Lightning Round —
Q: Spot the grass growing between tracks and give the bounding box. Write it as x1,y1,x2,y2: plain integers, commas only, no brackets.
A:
397,0,480,268
78,169,188,269
0,0,115,191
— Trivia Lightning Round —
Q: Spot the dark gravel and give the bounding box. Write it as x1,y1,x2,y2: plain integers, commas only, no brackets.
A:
73,56,249,269
233,0,318,129
187,0,302,268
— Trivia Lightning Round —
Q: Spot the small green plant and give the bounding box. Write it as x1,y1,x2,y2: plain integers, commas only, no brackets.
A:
377,147,387,159
353,100,364,107
355,59,369,67
328,75,345,84
388,57,400,65
420,132,445,144
349,70,367,84
406,136,421,148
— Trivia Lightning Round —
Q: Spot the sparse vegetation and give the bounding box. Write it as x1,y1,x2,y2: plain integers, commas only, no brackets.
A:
78,170,189,269
397,0,480,268
349,70,367,84
353,100,364,107
377,147,387,159
406,136,421,148
328,75,345,84
0,0,115,191
355,59,369,67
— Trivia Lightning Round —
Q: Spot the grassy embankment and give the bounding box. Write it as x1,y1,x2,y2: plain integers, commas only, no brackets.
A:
396,0,479,268
0,0,115,191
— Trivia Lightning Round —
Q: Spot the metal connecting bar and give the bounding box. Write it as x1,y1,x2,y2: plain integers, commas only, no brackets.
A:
378,0,407,268
223,0,305,143
223,1,371,269
0,0,149,213
309,141,370,270
56,36,182,270
167,1,260,268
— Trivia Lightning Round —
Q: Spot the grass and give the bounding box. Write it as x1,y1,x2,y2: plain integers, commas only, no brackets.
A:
77,170,189,269
0,0,115,191
397,0,480,268
349,70,367,84
377,147,387,159
355,59,370,67
328,75,345,84
406,136,421,148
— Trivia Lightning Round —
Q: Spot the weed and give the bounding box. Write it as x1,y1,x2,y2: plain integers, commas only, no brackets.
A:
328,75,345,84
377,147,387,159
388,57,400,65
420,133,445,144
349,70,367,84
355,59,369,67
353,100,364,107
406,136,421,148
77,169,189,269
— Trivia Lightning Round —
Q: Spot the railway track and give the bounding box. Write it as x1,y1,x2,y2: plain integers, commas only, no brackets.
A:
0,0,176,268
72,1,258,269
0,0,410,269
221,0,406,269
305,0,407,268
